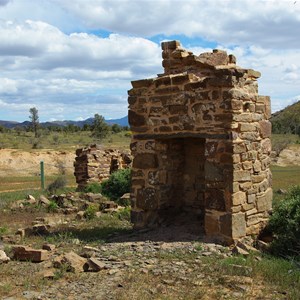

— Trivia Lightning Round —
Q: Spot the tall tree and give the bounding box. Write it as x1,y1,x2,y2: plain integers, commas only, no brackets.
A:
91,114,110,140
29,107,39,138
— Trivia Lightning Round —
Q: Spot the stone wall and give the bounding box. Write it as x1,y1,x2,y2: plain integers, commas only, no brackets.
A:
74,144,132,190
128,40,272,244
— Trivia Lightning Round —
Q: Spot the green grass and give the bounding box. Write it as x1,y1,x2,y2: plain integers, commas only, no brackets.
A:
0,130,131,151
0,174,76,192
0,186,77,209
271,165,300,204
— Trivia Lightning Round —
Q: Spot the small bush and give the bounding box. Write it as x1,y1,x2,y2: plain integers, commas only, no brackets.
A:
268,185,300,257
84,205,98,220
47,200,58,212
47,176,67,194
101,168,131,201
116,207,131,221
0,226,8,236
84,182,102,194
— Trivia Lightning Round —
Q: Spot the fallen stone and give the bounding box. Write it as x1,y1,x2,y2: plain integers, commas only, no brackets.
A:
236,241,259,253
1,234,21,244
40,268,56,279
100,201,118,210
15,227,33,238
0,250,10,263
42,243,56,251
232,245,249,256
76,211,85,220
85,193,103,202
256,240,270,252
39,195,51,206
12,245,49,262
24,195,37,205
53,251,86,273
10,200,24,210
32,224,51,235
277,189,287,195
84,257,106,272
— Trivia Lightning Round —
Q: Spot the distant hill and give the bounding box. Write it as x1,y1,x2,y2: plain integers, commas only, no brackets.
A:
0,116,128,129
271,100,300,135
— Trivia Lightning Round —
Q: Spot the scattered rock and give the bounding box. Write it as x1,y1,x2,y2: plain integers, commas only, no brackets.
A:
84,258,106,272
53,251,86,273
100,201,118,210
236,241,259,254
12,245,50,262
0,249,10,263
76,211,85,220
39,195,51,206
256,240,270,252
232,245,249,256
277,189,287,195
42,243,56,251
40,268,56,279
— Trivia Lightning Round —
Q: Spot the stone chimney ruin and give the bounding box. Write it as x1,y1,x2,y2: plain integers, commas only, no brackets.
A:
128,41,272,243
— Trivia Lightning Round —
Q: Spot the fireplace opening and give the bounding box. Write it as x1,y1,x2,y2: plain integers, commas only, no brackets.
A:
156,138,206,229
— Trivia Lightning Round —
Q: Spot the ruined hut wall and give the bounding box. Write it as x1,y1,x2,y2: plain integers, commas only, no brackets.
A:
74,145,131,190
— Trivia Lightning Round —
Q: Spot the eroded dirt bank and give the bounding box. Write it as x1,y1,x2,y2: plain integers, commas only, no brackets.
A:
0,149,76,176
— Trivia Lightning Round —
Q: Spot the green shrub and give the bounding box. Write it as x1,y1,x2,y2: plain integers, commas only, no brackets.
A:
268,185,300,257
84,205,98,220
116,207,131,221
84,182,102,194
0,226,8,236
47,200,58,212
47,176,67,194
101,168,131,201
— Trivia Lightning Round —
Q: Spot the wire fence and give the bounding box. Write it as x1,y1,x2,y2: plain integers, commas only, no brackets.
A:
0,161,76,193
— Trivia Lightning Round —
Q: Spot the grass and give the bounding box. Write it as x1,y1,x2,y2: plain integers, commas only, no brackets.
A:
0,130,131,151
0,186,77,209
271,165,300,204
0,174,77,193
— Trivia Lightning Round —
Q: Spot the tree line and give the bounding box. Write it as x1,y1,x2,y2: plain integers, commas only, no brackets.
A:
0,108,129,139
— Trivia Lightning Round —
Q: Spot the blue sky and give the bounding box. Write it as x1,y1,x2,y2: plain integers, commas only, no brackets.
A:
0,0,299,122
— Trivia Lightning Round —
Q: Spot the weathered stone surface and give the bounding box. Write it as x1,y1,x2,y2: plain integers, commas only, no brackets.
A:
84,257,106,272
257,188,272,212
0,250,10,263
259,120,272,138
53,251,86,273
129,40,272,244
42,243,56,251
12,245,49,262
39,195,50,206
136,188,158,210
133,153,158,169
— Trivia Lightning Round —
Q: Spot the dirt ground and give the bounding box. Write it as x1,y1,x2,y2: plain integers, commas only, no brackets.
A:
0,144,299,178
0,149,76,176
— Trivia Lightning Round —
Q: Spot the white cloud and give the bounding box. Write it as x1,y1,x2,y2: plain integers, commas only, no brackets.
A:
55,0,300,49
0,19,162,120
0,0,300,121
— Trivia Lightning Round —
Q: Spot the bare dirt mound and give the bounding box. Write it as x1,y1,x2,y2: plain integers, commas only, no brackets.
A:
0,149,75,176
273,144,300,167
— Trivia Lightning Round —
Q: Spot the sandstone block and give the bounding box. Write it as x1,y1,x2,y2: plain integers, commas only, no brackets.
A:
84,258,106,272
257,188,272,212
233,170,251,182
259,120,272,138
232,191,246,206
133,153,158,169
0,250,10,263
12,245,49,262
53,251,86,273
